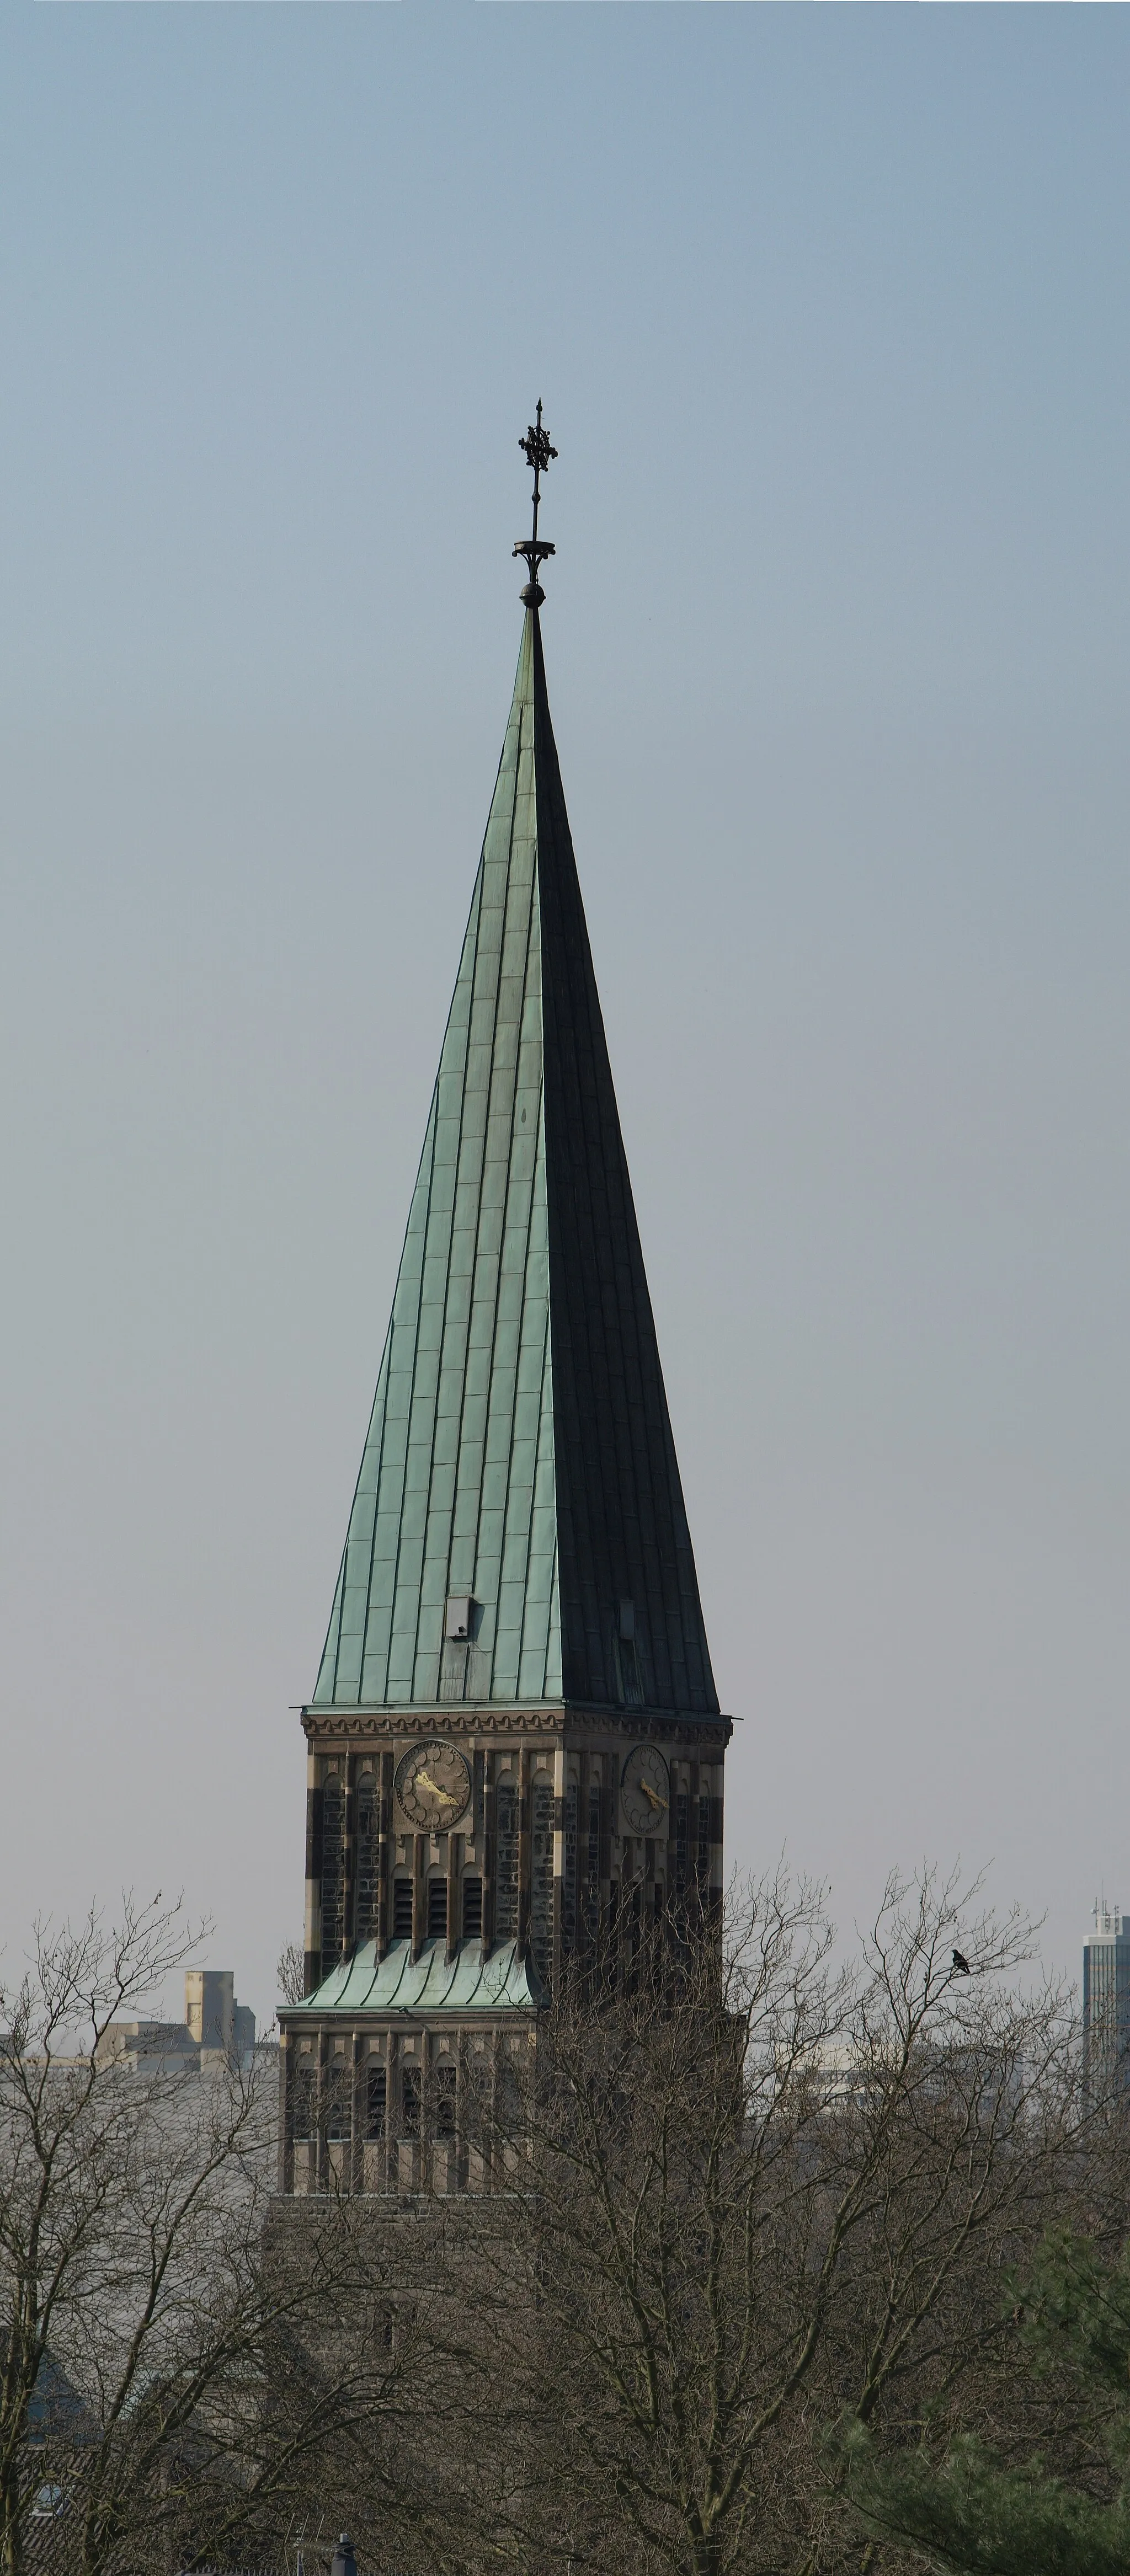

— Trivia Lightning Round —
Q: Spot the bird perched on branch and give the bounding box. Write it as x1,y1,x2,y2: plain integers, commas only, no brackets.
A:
952,1948,971,1975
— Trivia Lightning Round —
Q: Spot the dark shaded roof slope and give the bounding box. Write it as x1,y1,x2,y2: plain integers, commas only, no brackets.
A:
312,608,719,1720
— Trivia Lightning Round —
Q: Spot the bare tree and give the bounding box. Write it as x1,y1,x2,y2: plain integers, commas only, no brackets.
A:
6,1878,1087,2576
1,1896,204,2575
445,1868,1083,2576
0,1899,459,2576
275,1946,306,2011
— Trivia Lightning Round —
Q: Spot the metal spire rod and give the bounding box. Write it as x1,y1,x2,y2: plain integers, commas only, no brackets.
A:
514,398,557,606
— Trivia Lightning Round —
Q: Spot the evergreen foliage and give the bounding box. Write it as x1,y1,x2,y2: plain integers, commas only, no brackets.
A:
844,2231,1130,2576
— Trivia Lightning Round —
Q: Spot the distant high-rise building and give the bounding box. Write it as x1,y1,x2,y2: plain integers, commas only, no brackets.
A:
185,1968,234,2053
232,2001,257,2063
184,1969,257,2064
1083,1902,1130,2103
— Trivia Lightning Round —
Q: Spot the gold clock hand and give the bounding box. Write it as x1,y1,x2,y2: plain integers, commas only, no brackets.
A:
640,1781,668,1813
416,1769,459,1805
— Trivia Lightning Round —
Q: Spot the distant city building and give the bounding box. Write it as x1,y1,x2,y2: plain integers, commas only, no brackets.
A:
1083,1902,1130,2103
185,1968,256,2064
94,2018,199,2072
98,1971,256,2073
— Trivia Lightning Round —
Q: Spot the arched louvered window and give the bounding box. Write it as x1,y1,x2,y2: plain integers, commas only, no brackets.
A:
365,2062,387,2140
560,1779,578,1959
494,1782,519,1938
291,2058,316,2142
531,1774,555,1985
355,1767,379,1943
319,1770,347,1965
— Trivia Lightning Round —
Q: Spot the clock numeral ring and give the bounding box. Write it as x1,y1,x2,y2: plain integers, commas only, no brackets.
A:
395,1740,471,1829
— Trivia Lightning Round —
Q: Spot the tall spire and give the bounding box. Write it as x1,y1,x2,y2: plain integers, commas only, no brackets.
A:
311,419,719,1724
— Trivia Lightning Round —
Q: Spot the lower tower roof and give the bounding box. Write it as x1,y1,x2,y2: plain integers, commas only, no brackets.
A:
286,1938,546,2019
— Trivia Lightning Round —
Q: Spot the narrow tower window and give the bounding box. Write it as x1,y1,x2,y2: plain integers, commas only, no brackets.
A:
365,2065,387,2141
402,2064,422,2134
325,2055,350,2142
435,2061,457,2137
495,1783,519,1938
319,1770,347,1964
355,1769,378,1944
291,2063,316,2143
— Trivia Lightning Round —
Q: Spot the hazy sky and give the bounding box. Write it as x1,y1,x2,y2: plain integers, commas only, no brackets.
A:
2,6,1128,2029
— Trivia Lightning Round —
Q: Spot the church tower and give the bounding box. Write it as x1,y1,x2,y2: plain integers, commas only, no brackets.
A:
279,415,730,2193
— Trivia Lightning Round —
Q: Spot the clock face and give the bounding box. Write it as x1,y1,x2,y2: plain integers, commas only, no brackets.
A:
621,1745,669,1837
395,1740,471,1831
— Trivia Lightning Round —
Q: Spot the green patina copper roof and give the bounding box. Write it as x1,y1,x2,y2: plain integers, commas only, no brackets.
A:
313,608,718,1720
287,1937,545,2017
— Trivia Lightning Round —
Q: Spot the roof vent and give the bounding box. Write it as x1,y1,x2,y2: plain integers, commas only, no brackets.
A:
618,1597,636,1642
446,1594,476,1642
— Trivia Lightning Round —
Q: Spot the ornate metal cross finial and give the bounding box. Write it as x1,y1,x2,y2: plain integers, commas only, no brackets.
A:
519,400,557,495
514,398,557,606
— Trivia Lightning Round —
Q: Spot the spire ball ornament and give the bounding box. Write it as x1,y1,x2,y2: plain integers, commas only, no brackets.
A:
514,398,557,606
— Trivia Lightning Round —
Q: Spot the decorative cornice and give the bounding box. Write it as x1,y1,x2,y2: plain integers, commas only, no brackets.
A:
302,1707,564,1745
301,1705,733,1751
566,1714,734,1751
